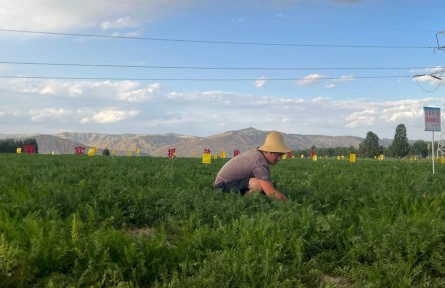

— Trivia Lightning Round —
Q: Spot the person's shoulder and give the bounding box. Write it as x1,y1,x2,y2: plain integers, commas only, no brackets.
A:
244,147,260,155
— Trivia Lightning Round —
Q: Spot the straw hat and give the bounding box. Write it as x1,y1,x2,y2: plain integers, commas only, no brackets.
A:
258,131,290,153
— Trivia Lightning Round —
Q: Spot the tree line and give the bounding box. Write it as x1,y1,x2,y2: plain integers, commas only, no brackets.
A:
0,138,39,153
293,124,430,159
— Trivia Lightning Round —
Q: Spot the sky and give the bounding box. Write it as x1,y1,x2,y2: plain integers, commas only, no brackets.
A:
0,0,444,140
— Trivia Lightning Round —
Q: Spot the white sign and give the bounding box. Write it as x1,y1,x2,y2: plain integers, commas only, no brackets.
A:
424,107,441,132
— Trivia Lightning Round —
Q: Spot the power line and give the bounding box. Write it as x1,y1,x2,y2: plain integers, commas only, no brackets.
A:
0,61,440,71
0,29,434,49
0,75,415,81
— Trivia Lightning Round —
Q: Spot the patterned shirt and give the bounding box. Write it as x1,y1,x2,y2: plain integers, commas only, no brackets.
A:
214,148,271,186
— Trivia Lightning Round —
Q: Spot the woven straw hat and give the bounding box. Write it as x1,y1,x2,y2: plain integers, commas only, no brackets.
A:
258,131,290,153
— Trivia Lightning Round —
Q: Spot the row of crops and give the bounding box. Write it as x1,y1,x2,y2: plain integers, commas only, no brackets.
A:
1,154,445,287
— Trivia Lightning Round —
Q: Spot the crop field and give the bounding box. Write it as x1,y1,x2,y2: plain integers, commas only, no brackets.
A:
1,154,445,287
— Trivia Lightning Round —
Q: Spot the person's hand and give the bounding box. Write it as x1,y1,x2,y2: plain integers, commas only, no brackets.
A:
272,191,288,202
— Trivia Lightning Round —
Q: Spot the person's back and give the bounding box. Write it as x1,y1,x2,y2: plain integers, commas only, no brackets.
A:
213,131,289,201
214,148,271,195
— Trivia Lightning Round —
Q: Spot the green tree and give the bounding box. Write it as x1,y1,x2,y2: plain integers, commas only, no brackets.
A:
358,131,380,158
390,124,410,157
410,140,428,158
0,139,16,153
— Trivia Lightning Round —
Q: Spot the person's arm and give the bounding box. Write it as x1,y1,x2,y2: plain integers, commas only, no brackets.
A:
257,179,288,201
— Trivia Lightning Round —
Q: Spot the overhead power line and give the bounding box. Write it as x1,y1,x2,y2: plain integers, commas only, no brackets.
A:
0,75,415,81
0,29,435,49
0,61,440,71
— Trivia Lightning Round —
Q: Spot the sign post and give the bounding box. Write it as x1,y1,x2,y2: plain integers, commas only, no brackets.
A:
424,107,441,174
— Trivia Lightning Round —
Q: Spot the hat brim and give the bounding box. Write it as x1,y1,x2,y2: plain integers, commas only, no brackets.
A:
258,144,290,153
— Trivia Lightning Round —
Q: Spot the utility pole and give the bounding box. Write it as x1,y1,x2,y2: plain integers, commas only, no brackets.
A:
436,31,445,160
414,31,445,162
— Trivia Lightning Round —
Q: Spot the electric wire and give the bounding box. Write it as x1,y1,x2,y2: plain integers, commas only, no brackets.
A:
0,61,440,71
0,29,435,49
0,75,416,81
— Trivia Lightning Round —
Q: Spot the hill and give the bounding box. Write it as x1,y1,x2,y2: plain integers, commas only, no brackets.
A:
149,127,365,157
1,127,374,156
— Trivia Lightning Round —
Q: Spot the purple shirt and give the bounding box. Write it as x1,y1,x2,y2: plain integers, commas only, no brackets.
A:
214,148,271,186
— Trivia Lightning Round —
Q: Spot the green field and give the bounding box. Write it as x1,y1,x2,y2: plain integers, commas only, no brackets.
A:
1,154,445,287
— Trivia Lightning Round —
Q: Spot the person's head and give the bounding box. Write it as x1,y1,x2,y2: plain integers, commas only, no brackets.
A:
258,131,290,165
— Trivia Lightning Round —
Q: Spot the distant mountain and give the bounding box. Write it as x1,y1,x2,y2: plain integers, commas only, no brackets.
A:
55,132,198,155
1,127,395,156
150,127,365,157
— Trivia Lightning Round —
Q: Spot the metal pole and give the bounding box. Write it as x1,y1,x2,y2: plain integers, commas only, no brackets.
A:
432,131,435,175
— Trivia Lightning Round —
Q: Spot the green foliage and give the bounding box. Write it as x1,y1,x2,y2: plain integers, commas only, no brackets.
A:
411,140,429,158
293,146,357,158
1,154,445,286
390,123,410,157
358,131,381,158
0,138,38,154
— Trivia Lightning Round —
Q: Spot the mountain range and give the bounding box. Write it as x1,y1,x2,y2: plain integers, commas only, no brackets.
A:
0,127,392,157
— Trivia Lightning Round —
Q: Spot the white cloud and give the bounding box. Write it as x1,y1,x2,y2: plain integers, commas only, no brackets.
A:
117,83,162,102
100,16,138,30
344,98,433,131
81,109,139,124
336,75,355,82
6,79,162,102
345,110,375,128
255,77,268,88
296,74,325,86
30,108,71,121
0,106,21,117
0,0,189,34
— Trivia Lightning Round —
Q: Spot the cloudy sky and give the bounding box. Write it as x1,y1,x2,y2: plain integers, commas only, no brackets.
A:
0,0,444,140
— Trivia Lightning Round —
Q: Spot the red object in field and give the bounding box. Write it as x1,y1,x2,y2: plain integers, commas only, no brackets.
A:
287,151,293,158
203,148,211,154
23,145,35,154
168,148,176,158
75,146,85,155
233,149,240,157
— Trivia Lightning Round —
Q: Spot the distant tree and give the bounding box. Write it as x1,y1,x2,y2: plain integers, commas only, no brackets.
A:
103,149,111,156
293,146,357,158
411,140,429,158
0,139,16,153
0,138,38,153
358,131,380,158
390,124,410,157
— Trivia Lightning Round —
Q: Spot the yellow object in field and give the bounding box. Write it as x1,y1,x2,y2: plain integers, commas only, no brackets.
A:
312,155,317,161
16,148,22,154
349,153,356,163
219,151,226,158
202,153,211,164
88,148,96,156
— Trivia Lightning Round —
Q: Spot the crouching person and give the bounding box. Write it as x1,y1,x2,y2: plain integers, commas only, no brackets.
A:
213,131,289,201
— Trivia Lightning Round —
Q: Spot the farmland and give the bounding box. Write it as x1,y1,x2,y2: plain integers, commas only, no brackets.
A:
1,154,445,287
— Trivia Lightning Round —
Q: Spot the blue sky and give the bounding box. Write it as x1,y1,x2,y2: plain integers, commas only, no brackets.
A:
0,0,444,140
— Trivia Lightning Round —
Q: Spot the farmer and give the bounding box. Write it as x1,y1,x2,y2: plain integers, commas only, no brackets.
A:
213,131,290,201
